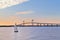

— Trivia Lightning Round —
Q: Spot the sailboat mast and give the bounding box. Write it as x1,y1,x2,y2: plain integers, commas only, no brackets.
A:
14,23,18,32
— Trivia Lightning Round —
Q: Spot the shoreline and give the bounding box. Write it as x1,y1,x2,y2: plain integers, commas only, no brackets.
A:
0,25,60,27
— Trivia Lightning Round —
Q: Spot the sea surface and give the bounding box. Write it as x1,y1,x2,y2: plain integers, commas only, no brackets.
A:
0,27,60,40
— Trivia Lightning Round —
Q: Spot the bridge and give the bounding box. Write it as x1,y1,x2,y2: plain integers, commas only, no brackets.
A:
17,20,60,27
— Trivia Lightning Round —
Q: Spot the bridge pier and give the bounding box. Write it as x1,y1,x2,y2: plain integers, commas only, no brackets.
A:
39,23,43,26
37,23,40,26
43,24,46,26
55,24,59,27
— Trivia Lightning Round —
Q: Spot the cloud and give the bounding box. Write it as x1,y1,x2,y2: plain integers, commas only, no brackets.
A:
0,0,29,9
16,11,34,14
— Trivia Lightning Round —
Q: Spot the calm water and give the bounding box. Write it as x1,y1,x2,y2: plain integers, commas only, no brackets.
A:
0,27,60,40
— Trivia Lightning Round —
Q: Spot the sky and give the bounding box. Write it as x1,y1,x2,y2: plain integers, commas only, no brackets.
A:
0,0,60,25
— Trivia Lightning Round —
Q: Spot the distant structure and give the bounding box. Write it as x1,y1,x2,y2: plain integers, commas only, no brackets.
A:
18,19,60,27
14,23,18,32
23,20,25,26
31,19,34,26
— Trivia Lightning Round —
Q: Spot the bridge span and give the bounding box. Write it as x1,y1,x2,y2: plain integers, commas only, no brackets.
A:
17,20,60,27
0,19,60,27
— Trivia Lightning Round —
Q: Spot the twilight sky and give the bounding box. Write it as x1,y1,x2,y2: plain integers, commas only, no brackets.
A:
0,0,60,25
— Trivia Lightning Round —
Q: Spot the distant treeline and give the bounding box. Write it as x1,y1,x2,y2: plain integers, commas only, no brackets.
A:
0,25,14,27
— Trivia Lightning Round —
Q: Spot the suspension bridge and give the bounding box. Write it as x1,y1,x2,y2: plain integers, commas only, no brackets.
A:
17,20,60,27
0,19,60,27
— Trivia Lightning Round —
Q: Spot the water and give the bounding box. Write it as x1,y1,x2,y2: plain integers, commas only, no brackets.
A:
0,27,60,40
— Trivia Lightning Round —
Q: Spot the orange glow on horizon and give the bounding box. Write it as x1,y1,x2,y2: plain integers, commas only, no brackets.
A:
0,17,60,25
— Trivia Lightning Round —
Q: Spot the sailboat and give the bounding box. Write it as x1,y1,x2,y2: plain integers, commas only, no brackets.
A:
14,23,18,32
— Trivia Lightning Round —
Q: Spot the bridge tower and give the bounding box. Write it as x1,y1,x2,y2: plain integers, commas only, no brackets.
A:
23,20,25,26
32,19,34,26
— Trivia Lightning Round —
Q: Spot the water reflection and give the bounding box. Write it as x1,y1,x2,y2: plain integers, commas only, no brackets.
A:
0,27,60,40
14,33,18,40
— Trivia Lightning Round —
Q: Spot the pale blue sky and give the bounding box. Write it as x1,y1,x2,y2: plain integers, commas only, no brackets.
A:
0,0,60,25
0,0,60,18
